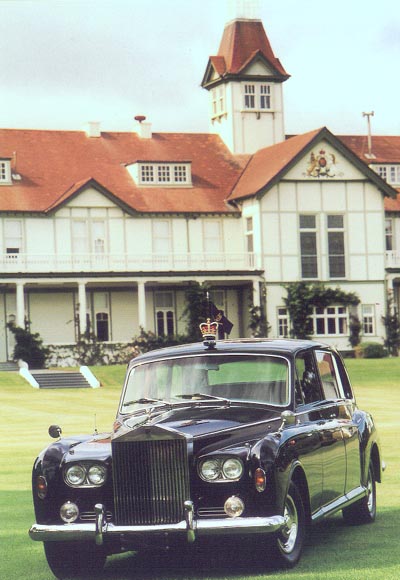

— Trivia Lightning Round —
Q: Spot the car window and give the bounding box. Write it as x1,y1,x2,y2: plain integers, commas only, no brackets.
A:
315,351,343,399
121,354,290,411
295,352,322,405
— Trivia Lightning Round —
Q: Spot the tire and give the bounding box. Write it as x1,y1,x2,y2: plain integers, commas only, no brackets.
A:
270,481,306,568
343,462,376,525
44,541,106,579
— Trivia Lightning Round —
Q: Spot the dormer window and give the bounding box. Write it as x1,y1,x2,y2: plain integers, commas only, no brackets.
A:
0,160,11,184
373,164,400,185
128,162,192,186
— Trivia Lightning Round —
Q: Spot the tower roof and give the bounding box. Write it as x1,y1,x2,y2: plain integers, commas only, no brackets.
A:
202,18,289,86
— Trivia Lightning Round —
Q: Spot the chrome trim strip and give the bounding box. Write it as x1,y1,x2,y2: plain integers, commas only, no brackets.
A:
29,513,285,543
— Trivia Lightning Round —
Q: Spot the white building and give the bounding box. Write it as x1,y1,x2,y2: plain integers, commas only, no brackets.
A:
0,14,398,362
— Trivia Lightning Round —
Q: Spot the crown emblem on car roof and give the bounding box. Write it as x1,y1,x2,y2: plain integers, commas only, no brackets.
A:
199,318,218,347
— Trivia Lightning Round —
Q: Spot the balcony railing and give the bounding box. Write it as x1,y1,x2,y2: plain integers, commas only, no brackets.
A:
386,251,400,269
0,251,261,274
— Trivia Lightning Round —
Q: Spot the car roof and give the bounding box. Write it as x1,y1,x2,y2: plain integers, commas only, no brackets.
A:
129,338,331,366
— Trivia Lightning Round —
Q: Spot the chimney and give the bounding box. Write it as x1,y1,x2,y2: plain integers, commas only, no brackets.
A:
86,121,101,138
135,115,152,139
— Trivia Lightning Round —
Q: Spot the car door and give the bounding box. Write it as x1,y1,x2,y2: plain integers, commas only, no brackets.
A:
314,350,347,506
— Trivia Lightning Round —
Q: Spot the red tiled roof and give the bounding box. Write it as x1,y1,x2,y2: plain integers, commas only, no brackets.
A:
339,135,400,211
229,129,322,200
339,135,400,164
0,129,246,214
216,19,289,77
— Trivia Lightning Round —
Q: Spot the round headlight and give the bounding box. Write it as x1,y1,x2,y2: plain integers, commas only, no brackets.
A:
200,459,220,481
60,501,79,523
65,464,86,486
87,464,107,486
222,458,243,480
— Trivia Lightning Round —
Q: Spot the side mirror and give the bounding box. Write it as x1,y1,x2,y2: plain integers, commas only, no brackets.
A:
48,425,62,439
279,410,296,431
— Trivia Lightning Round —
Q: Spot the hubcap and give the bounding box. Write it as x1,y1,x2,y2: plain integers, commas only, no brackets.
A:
278,494,298,554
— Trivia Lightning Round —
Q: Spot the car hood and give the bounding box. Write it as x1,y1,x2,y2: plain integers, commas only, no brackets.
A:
63,404,283,463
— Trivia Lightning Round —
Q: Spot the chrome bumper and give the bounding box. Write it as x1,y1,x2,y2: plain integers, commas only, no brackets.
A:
29,502,285,545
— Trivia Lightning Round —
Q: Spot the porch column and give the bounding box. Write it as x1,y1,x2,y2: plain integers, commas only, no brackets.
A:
16,282,25,327
137,281,147,330
78,282,87,336
252,280,261,308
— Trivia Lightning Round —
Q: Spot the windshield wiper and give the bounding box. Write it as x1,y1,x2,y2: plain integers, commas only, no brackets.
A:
122,397,172,408
175,393,230,404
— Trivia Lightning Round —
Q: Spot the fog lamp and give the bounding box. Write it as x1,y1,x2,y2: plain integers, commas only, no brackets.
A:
60,501,79,523
224,496,245,518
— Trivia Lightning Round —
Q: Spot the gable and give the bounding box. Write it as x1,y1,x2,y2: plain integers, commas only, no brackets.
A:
241,59,275,76
65,187,119,208
284,140,369,181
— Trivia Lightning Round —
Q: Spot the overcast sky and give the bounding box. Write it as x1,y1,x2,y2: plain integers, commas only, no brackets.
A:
1,0,399,136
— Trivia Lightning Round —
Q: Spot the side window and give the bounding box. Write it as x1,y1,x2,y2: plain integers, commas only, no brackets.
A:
295,353,322,405
315,351,343,399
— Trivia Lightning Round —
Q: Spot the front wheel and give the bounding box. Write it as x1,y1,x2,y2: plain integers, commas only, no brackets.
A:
44,541,106,579
270,481,306,568
343,462,376,525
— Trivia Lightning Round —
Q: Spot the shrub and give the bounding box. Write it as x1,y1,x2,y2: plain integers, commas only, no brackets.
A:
360,342,387,359
6,323,50,369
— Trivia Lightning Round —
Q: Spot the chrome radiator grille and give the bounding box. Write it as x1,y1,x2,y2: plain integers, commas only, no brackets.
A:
112,438,190,525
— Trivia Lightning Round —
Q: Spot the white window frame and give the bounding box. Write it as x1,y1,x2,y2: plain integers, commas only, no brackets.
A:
362,304,375,336
299,214,318,279
72,219,106,254
154,291,175,337
385,218,394,252
277,307,289,338
137,163,192,186
243,83,272,110
153,220,172,254
374,164,400,185
311,306,348,336
0,160,11,184
203,219,223,253
4,219,23,255
327,214,346,279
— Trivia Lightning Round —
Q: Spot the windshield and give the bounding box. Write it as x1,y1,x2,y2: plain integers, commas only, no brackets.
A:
121,354,289,413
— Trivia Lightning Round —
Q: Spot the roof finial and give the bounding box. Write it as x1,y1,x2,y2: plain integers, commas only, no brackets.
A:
227,0,261,20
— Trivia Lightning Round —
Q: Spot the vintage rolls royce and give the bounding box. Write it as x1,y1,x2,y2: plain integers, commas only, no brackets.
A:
29,333,383,578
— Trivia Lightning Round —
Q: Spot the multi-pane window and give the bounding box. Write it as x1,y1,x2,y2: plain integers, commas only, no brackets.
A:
203,220,222,253
385,218,394,251
137,163,191,185
4,219,23,255
260,85,271,109
299,215,318,278
140,164,154,182
244,84,255,109
277,307,289,337
174,165,187,182
72,220,106,254
243,84,272,109
362,305,375,335
374,165,400,185
311,306,348,336
158,165,171,182
211,86,225,117
155,291,174,337
0,160,11,183
327,215,345,278
245,216,254,267
153,220,171,253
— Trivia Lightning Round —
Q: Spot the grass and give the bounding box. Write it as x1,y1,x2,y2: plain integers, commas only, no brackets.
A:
0,359,399,579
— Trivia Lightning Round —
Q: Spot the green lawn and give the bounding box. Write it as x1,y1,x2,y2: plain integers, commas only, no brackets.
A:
0,359,399,579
